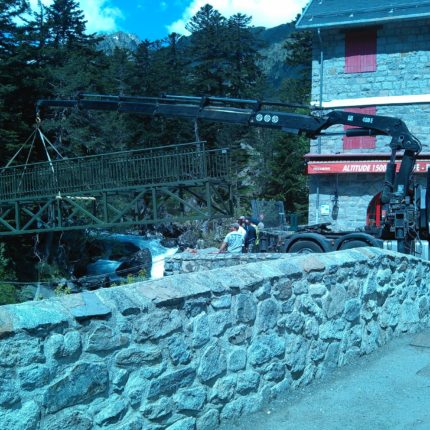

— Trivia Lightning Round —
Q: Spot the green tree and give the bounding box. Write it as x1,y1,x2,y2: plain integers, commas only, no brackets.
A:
224,13,263,98
259,23,313,219
45,0,89,48
0,242,17,305
0,0,32,155
185,4,229,95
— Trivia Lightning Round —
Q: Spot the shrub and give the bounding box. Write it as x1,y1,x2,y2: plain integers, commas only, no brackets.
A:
0,283,17,305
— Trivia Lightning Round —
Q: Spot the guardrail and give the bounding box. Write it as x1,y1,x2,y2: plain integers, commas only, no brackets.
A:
0,142,230,201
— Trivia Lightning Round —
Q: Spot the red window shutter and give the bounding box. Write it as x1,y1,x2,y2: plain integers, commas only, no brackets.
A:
343,106,376,149
345,29,377,73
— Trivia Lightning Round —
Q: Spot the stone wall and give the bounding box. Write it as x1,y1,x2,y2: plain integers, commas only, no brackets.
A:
1,248,429,430
164,250,290,276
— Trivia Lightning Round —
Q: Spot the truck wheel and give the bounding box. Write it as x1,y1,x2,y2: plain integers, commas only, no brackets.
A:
288,240,324,254
338,240,369,250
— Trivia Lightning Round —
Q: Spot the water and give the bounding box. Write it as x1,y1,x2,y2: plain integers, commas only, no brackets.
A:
87,232,178,280
86,259,122,282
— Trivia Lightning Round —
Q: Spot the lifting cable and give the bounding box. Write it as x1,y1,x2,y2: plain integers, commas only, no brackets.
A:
2,114,64,173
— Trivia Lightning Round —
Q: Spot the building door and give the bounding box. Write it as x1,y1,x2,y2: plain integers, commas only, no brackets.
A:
366,192,383,227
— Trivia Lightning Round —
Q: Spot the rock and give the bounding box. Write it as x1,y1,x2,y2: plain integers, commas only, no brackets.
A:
41,409,93,430
210,375,237,402
234,293,257,323
135,310,182,341
263,361,286,382
344,299,361,322
237,370,260,394
166,417,196,430
160,238,178,248
255,299,279,333
113,415,144,430
310,340,327,362
111,367,129,392
228,348,247,371
117,248,152,278
16,284,37,302
94,394,129,426
198,341,227,383
319,319,346,341
227,324,251,345
323,342,341,370
196,409,219,430
248,334,285,366
68,291,111,321
273,280,293,300
1,400,40,430
177,230,199,249
209,310,231,336
18,364,50,390
45,333,64,359
43,362,109,413
211,295,231,309
63,330,82,356
115,346,162,367
124,370,150,408
85,323,129,352
168,335,191,365
242,393,265,414
192,313,210,347
220,397,245,421
322,285,347,319
285,334,308,373
284,311,305,334
141,397,174,419
174,387,206,411
148,367,196,399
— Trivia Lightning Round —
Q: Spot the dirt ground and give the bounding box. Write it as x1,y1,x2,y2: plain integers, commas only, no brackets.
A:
222,330,430,430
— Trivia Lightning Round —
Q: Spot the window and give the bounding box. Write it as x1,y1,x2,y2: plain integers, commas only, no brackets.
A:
343,106,376,150
345,29,377,73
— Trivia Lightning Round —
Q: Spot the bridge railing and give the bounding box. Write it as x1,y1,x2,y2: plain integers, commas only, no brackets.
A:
0,142,231,201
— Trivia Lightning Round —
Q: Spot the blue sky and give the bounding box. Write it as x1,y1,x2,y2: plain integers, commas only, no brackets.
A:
29,0,309,41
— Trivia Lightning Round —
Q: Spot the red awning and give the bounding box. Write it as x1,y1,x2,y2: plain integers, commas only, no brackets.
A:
305,153,430,175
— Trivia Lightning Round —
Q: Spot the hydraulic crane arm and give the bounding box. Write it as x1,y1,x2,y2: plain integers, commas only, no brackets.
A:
36,93,422,203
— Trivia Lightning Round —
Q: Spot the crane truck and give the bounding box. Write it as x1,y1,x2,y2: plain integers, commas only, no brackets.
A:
36,93,427,257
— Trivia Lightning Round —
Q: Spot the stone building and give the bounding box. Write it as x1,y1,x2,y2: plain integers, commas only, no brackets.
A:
296,0,430,230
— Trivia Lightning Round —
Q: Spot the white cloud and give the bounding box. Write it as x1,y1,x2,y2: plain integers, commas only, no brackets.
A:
167,0,309,35
28,0,123,33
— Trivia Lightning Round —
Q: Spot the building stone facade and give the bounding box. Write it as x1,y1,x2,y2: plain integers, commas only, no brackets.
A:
305,19,430,229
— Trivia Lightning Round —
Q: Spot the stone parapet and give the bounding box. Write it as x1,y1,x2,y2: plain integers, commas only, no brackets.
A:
164,249,290,276
0,248,429,429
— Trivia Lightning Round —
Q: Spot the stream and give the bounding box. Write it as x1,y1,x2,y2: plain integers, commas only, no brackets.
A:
86,232,178,281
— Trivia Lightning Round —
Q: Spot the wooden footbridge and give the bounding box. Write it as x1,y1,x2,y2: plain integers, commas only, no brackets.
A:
0,141,232,236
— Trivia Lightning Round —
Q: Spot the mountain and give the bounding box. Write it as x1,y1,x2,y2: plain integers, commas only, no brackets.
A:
97,31,141,55
254,23,297,90
98,23,298,91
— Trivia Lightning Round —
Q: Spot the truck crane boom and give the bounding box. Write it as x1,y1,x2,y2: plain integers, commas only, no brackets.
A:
36,93,424,255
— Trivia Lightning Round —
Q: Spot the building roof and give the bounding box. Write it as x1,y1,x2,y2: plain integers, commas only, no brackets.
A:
296,0,430,30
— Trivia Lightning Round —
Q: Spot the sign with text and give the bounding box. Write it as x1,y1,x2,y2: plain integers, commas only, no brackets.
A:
307,160,430,175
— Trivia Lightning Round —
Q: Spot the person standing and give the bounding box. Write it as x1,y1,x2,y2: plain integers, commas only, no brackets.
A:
237,216,246,236
258,213,265,229
244,217,257,253
219,223,244,254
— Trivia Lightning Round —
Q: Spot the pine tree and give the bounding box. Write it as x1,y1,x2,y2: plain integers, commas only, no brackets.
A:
0,0,35,158
185,4,229,95
224,13,263,98
46,0,89,48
